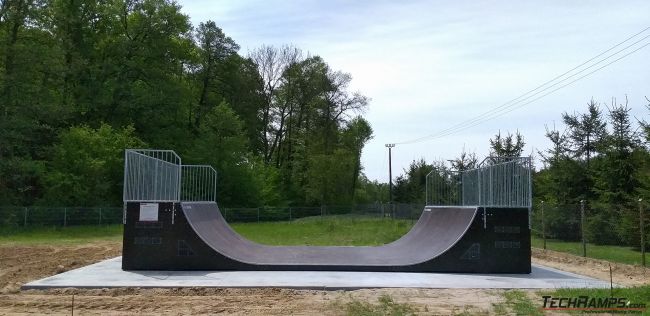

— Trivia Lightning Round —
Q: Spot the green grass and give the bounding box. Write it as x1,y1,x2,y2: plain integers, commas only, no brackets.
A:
335,294,417,316
543,286,650,315
1,219,646,271
0,225,123,245
532,236,648,266
231,215,414,246
0,216,413,246
492,290,543,316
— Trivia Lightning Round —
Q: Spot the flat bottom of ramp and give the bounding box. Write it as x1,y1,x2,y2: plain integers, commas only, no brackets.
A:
23,257,613,290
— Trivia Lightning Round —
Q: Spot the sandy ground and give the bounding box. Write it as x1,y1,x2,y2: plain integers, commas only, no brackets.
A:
532,248,650,287
0,242,648,315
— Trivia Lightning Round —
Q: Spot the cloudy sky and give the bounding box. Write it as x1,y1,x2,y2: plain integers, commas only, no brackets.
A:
177,0,650,182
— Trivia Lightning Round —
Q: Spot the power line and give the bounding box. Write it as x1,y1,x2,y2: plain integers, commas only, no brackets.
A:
417,41,650,142
416,37,650,142
397,29,650,145
394,26,650,145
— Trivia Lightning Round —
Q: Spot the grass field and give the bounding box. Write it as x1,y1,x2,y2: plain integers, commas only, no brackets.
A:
231,215,414,246
0,215,414,246
0,225,123,245
532,236,648,266
0,218,647,268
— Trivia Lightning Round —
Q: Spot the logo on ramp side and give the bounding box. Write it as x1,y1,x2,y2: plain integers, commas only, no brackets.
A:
460,243,480,260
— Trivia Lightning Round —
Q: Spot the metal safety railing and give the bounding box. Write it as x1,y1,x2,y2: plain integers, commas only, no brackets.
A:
425,168,462,206
122,149,218,203
123,149,182,202
181,165,217,202
477,157,532,208
426,156,532,208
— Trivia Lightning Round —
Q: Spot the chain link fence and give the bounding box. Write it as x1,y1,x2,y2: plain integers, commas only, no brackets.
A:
0,207,124,228
0,203,424,229
222,203,424,223
530,200,649,266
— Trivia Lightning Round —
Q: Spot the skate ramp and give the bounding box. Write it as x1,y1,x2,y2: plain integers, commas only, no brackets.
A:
182,202,477,267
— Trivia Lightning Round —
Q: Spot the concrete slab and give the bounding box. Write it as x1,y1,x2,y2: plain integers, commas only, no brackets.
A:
23,257,614,290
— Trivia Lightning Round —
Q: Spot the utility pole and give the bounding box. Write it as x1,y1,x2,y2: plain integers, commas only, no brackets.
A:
386,144,395,205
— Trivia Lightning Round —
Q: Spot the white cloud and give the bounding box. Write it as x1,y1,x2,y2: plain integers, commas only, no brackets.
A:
178,0,650,181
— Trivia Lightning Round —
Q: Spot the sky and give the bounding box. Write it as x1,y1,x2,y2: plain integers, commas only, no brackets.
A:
177,0,650,182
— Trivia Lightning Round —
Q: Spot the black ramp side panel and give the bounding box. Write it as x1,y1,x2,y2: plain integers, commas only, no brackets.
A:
122,202,531,272
182,202,476,267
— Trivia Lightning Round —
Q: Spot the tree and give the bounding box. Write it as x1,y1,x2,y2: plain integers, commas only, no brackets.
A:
594,98,640,205
41,124,144,206
562,99,607,169
534,123,587,205
340,117,373,201
637,97,650,145
249,44,301,162
450,147,478,171
192,20,239,128
0,0,65,205
538,124,570,168
393,159,435,204
489,130,525,158
0,7,373,209
188,102,264,207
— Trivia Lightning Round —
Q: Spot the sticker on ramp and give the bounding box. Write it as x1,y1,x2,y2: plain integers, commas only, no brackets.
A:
139,203,159,222
460,243,480,260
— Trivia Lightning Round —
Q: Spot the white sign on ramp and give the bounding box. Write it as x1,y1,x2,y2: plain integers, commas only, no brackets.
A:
139,203,159,222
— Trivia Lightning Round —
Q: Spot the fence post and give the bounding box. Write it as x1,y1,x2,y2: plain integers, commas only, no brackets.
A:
99,208,102,225
289,207,292,221
541,201,546,250
23,207,28,227
580,200,586,257
64,208,67,227
257,207,260,223
640,198,645,267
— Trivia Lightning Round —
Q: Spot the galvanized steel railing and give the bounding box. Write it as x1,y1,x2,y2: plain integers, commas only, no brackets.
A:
181,165,217,202
425,168,463,206
122,149,217,203
123,149,182,202
426,157,532,208
476,157,532,208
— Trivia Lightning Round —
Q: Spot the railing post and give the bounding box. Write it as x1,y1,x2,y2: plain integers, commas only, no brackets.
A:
99,208,102,225
425,172,429,205
640,198,645,267
541,201,546,250
64,208,67,227
580,200,586,257
289,207,292,221
23,207,27,227
257,207,260,223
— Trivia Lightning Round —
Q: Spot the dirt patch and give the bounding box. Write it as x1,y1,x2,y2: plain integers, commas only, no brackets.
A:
1,242,647,314
0,288,509,315
531,248,650,286
0,242,510,314
0,242,121,294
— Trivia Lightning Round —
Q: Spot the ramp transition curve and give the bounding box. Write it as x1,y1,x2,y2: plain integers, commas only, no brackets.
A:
122,202,531,273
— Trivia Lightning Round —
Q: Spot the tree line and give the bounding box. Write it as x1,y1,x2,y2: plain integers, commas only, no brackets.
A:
393,97,650,247
536,98,649,246
0,0,380,207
